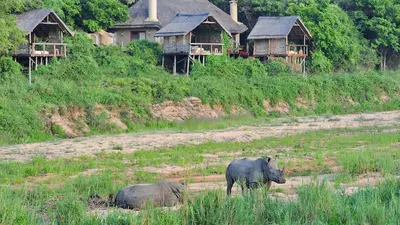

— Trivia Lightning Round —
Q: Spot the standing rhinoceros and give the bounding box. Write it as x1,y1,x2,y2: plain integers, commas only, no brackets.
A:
114,180,184,209
225,157,286,196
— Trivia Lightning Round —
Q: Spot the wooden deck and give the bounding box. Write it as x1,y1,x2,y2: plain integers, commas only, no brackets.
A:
189,43,223,56
15,43,67,57
286,45,308,57
163,43,223,56
254,45,308,57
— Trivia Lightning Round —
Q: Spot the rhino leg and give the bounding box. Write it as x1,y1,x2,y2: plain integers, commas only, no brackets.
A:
226,176,234,196
240,184,246,196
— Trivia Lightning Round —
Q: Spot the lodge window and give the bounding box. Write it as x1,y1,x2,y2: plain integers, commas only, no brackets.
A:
130,31,146,41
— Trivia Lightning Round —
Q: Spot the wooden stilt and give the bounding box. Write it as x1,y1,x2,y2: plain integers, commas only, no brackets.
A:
202,56,205,66
45,57,48,65
186,57,190,77
28,57,32,86
162,55,165,68
173,55,177,75
35,57,38,70
41,57,43,66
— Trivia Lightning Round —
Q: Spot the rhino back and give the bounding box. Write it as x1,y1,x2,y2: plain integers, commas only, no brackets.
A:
115,181,183,209
115,184,161,209
226,158,264,182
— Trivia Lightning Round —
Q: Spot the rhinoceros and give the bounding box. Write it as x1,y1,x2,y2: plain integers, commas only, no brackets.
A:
225,157,286,196
114,180,184,209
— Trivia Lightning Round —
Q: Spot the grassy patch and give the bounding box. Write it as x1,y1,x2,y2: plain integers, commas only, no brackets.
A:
0,126,398,224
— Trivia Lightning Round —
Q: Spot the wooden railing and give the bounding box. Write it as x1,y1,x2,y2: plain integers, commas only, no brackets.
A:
164,43,190,54
31,43,67,57
286,45,308,56
190,43,223,55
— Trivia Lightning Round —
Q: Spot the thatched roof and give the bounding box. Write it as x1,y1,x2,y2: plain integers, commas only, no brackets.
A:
248,16,311,40
16,9,74,36
111,0,247,34
155,13,231,37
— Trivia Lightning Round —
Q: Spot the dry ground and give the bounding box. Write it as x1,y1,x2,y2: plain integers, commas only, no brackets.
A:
0,110,399,162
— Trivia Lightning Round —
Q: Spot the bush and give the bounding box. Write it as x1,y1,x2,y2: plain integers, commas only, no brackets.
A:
0,57,24,83
265,59,291,75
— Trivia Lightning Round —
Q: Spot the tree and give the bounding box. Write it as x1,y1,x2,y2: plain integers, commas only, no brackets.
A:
287,0,369,72
44,0,128,32
339,0,400,70
0,0,35,57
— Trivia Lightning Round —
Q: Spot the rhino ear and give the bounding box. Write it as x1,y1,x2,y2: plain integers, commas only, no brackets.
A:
179,180,185,186
266,157,271,162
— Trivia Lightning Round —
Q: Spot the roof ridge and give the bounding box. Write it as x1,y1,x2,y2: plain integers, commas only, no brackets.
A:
176,13,210,16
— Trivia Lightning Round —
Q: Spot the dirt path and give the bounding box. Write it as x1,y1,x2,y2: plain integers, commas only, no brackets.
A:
1,110,399,162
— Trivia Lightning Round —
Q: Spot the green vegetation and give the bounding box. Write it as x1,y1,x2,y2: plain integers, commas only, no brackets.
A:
0,127,399,224
0,0,399,146
0,37,399,145
211,0,400,71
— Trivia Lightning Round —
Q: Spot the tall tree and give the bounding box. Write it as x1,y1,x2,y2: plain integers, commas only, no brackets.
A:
339,0,400,70
44,0,128,32
0,0,36,56
287,0,370,72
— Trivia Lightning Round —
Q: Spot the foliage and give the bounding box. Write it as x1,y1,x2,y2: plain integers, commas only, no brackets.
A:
126,40,162,66
1,37,399,145
287,1,371,72
211,0,381,72
0,57,24,82
43,0,128,32
265,59,291,75
0,14,26,56
339,0,400,68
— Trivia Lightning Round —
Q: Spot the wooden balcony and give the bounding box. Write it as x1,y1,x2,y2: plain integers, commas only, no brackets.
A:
190,43,223,56
16,43,67,57
32,43,67,57
286,45,308,57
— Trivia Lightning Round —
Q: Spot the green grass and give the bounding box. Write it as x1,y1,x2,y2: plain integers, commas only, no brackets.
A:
0,126,398,185
0,126,399,224
2,178,399,224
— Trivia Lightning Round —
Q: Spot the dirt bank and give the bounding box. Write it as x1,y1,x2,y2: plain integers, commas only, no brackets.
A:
0,110,399,162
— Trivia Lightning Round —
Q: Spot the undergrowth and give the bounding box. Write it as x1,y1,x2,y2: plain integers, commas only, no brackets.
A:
0,35,399,145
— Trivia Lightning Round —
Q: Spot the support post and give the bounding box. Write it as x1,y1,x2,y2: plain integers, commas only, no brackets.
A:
162,55,165,68
28,57,32,86
35,57,38,70
186,57,190,77
173,55,177,75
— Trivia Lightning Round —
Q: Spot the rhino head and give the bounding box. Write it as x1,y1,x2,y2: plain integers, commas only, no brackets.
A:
168,181,185,202
263,157,286,184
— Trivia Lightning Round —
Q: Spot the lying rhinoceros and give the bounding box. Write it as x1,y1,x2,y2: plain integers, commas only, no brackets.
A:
225,157,286,196
114,180,184,209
